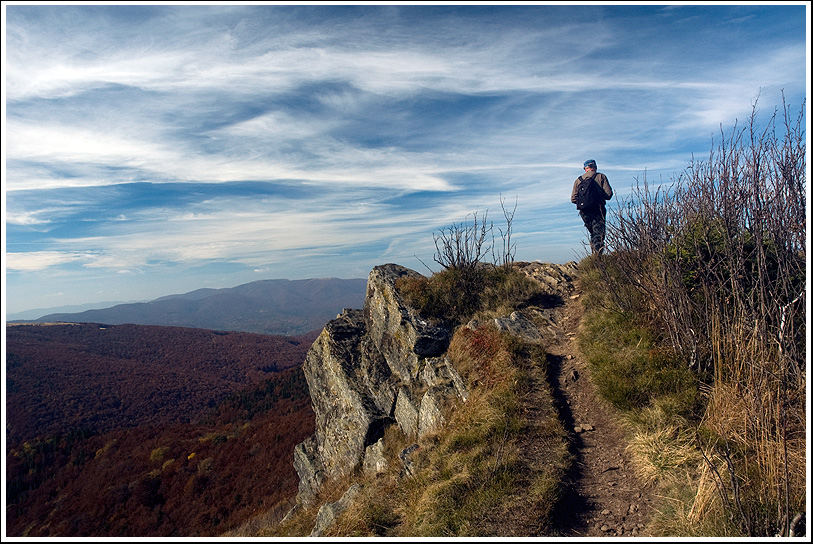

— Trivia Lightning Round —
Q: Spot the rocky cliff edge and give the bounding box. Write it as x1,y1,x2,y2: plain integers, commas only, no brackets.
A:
286,261,577,532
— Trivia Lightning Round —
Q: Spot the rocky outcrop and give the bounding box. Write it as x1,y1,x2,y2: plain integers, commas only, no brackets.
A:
293,264,463,508
363,264,452,380
513,260,578,299
289,260,579,525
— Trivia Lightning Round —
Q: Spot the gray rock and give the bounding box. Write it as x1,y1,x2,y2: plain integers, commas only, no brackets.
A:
399,444,420,478
310,484,362,537
292,265,461,505
513,261,579,298
493,311,543,343
421,356,468,402
363,438,388,475
292,436,325,507
300,310,382,483
394,387,420,437
364,264,452,381
418,385,450,436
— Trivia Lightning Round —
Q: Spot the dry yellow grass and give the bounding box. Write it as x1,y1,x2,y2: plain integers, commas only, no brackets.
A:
256,321,568,537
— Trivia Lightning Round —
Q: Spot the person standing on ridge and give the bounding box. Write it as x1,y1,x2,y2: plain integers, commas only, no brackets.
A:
571,159,613,255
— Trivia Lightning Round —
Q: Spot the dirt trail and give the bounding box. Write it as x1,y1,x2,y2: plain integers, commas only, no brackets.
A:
474,274,657,537
544,290,656,537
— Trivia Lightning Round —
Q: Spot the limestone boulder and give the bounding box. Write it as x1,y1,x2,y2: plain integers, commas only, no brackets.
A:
513,261,578,299
363,438,388,475
292,436,325,507
421,356,468,402
394,386,420,437
418,385,451,436
493,311,544,343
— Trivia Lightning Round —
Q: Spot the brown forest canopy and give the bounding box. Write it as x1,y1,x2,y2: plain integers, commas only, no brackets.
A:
6,323,318,446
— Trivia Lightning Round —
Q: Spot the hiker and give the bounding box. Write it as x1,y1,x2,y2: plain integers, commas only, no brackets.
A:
571,159,613,255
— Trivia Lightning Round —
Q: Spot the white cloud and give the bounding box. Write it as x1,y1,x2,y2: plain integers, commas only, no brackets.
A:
5,210,52,226
6,187,501,277
7,6,802,195
8,123,164,162
5,116,459,192
5,251,92,271
214,111,337,141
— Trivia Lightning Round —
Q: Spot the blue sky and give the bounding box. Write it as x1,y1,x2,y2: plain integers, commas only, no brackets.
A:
2,2,809,316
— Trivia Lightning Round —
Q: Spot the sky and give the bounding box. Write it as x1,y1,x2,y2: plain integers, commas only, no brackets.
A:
2,2,809,317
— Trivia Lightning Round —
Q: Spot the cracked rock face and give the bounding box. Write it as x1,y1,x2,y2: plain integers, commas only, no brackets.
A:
292,262,576,509
301,309,384,489
364,264,452,380
294,264,460,506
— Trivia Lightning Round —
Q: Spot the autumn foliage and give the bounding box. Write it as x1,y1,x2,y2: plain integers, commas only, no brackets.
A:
5,323,318,537
6,323,317,444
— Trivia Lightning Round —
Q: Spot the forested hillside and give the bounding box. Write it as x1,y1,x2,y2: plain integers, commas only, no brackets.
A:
5,323,319,537
6,323,318,445
6,366,314,536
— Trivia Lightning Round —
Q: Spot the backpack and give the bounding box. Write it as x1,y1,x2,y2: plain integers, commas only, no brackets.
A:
575,174,602,211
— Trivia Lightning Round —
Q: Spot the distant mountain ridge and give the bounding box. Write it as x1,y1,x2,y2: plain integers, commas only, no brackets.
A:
27,277,368,335
6,300,143,321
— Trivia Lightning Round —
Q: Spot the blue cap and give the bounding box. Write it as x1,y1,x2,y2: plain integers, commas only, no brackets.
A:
583,159,597,168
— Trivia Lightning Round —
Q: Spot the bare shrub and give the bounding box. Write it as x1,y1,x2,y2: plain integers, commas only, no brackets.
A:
432,210,493,271
598,96,806,536
431,195,518,272
493,195,518,268
414,198,522,325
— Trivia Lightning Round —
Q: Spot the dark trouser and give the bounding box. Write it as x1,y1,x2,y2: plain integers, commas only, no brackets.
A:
579,206,606,254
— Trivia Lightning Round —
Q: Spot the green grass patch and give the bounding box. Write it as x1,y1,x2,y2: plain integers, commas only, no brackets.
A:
577,256,701,419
